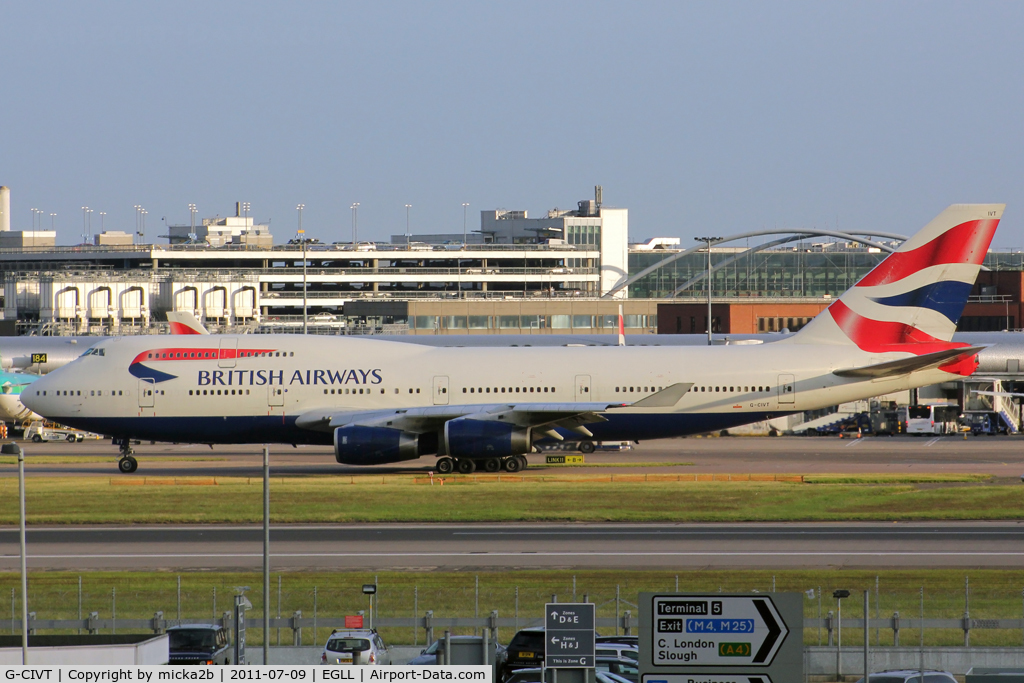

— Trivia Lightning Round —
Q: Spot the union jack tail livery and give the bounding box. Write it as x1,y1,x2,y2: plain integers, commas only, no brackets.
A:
791,204,1004,355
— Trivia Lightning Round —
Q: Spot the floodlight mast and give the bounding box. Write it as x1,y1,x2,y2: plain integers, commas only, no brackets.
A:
694,237,721,346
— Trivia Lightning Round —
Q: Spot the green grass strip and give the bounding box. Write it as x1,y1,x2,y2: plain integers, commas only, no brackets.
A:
0,476,1022,524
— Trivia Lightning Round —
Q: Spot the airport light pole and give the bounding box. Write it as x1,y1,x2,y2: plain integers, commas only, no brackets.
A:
405,204,412,248
350,203,359,244
80,206,89,244
297,204,306,335
462,202,469,247
1,443,28,663
695,236,721,346
833,589,850,679
133,205,141,244
140,209,147,244
189,204,197,243
263,445,270,664
99,211,106,234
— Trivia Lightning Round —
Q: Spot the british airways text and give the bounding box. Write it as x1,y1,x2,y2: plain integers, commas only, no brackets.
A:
197,369,383,386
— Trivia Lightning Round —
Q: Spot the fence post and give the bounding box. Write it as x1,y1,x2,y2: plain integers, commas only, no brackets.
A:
623,610,632,636
27,612,35,636
964,576,971,647
88,612,99,635
490,610,499,645
152,611,165,635
826,611,834,647
444,630,451,666
414,586,419,647
221,611,232,634
292,610,302,646
482,628,490,666
425,610,434,646
615,585,620,636
893,612,900,647
313,587,318,647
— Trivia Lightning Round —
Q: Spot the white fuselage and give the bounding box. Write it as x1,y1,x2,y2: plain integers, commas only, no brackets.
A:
22,334,965,447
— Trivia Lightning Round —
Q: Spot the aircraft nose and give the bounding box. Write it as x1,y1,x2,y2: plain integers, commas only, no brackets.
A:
20,374,53,414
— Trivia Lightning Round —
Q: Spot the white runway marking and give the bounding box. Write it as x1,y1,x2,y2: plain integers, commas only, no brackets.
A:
925,437,943,447
4,551,1024,560
844,439,863,447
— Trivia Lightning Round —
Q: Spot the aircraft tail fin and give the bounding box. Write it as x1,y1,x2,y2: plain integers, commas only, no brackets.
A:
789,204,1004,350
167,311,209,335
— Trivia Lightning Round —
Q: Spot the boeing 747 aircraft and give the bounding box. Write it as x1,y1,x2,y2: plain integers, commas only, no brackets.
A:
22,204,1003,474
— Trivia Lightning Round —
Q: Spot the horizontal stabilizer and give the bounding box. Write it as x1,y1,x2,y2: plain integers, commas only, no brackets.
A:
628,383,694,408
833,346,984,379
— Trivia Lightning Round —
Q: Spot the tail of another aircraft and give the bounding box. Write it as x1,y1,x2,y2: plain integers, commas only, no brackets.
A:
166,311,209,335
789,204,1004,352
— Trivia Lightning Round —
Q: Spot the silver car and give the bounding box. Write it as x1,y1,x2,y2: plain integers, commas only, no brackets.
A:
320,630,391,665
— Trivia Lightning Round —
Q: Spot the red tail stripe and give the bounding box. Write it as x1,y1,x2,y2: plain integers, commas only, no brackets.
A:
856,219,998,287
829,300,961,352
168,322,202,335
130,348,277,365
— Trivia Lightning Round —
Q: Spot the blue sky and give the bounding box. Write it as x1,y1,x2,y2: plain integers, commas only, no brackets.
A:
3,1,1023,247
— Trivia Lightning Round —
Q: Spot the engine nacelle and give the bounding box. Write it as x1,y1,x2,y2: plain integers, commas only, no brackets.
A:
444,418,531,459
334,426,419,465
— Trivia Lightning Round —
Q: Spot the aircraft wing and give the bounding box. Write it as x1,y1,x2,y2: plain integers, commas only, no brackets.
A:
295,382,694,435
833,347,985,379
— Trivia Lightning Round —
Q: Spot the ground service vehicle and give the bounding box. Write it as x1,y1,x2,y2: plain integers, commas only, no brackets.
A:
167,624,231,665
22,204,1004,475
321,630,391,665
905,404,960,435
24,420,96,443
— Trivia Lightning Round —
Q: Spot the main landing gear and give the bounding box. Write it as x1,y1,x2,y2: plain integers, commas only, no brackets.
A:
434,455,528,474
116,439,138,474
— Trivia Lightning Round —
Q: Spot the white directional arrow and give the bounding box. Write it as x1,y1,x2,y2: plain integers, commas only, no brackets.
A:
551,611,559,619
551,637,560,644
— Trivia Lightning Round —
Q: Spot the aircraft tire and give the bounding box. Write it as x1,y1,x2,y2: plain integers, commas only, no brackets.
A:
456,458,476,474
436,457,454,474
517,455,529,469
482,458,501,473
118,456,138,474
579,441,596,454
502,456,522,473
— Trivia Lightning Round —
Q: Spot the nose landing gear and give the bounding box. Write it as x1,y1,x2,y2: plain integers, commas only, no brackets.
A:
116,439,138,474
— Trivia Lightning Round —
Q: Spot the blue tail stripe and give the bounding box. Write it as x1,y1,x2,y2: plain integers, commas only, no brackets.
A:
869,280,973,323
128,363,178,383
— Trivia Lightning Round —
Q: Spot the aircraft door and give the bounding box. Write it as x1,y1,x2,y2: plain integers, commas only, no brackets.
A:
218,338,237,369
575,375,592,401
268,385,284,407
138,379,155,408
433,376,449,405
778,373,796,404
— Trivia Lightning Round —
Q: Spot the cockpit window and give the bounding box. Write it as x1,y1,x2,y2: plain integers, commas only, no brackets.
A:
82,348,105,357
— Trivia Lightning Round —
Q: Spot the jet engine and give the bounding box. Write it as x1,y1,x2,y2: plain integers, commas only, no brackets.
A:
334,426,420,465
444,418,531,459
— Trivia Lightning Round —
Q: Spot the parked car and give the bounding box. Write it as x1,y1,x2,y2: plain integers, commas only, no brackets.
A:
595,635,637,647
320,630,391,665
594,643,638,662
167,624,231,665
408,635,506,665
854,672,957,683
596,673,634,683
594,656,638,683
499,628,545,679
503,668,543,683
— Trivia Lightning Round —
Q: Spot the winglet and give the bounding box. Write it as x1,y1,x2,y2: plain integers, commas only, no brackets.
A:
167,311,209,335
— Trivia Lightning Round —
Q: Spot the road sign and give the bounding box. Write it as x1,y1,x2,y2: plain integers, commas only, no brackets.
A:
643,676,773,683
639,593,802,683
546,455,585,464
545,603,595,668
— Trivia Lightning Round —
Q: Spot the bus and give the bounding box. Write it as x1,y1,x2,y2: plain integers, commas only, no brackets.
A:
904,404,960,435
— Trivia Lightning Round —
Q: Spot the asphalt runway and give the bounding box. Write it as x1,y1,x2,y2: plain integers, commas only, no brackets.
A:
3,434,1024,479
2,523,1023,571
3,437,1023,572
